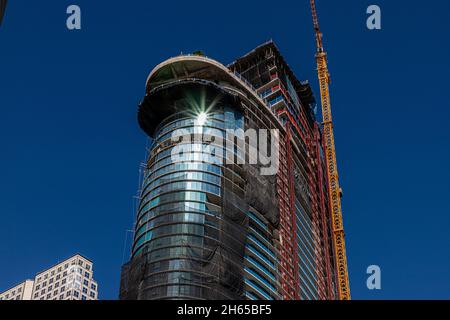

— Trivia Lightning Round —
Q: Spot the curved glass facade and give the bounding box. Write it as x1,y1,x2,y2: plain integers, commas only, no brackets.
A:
130,104,250,299
244,210,280,300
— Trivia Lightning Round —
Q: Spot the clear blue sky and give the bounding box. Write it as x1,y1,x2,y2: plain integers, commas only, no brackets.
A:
1,1,449,300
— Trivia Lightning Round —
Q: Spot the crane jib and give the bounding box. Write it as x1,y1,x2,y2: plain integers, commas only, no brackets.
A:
309,0,351,300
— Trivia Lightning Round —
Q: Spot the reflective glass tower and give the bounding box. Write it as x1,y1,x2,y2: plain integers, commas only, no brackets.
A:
130,102,248,299
120,42,341,300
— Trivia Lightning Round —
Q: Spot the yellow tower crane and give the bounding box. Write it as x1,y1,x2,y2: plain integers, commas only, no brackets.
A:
309,0,351,300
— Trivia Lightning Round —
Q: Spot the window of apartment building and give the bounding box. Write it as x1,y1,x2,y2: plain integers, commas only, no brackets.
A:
82,287,87,294
62,279,66,285
49,278,53,284
56,275,60,280
89,292,95,298
54,290,58,296
46,293,51,299
37,277,41,282
86,264,91,271
82,295,87,300
78,260,83,266
17,288,22,293
59,294,64,300
64,263,68,269
66,291,71,297
41,289,46,295
36,284,40,290
51,271,55,276
90,283,96,290
83,280,88,286
16,296,20,300
55,282,59,288
48,285,52,291
61,286,65,292
73,291,79,298
12,290,15,295
63,271,67,277
85,272,90,279
42,281,47,287
34,293,39,298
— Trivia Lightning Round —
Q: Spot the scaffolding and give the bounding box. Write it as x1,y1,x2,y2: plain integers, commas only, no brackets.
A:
230,41,338,300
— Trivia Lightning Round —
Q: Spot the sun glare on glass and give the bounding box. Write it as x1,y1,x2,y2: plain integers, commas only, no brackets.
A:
196,112,208,126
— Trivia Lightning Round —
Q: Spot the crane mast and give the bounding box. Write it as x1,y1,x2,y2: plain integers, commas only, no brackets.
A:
309,0,351,300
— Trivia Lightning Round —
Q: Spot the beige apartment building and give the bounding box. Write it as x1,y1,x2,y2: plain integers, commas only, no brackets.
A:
0,254,98,300
0,280,34,300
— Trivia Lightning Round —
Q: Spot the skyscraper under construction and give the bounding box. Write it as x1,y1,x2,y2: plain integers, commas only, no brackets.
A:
120,41,345,300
